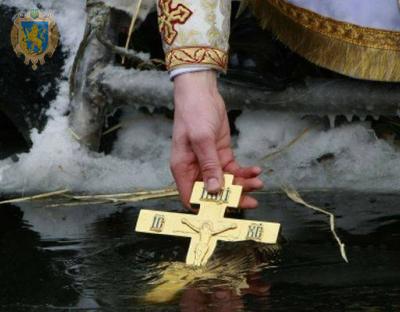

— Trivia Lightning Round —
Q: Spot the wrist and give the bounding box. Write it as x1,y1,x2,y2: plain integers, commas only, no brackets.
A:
174,70,218,97
170,67,213,80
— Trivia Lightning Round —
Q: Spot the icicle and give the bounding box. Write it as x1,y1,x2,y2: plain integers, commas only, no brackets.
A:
236,0,249,18
359,115,367,122
328,115,336,128
372,115,380,121
345,114,353,122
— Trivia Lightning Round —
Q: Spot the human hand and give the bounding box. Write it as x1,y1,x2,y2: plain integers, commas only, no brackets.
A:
171,71,263,209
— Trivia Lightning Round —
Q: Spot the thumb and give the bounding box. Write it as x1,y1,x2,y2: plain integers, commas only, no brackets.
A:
191,134,224,193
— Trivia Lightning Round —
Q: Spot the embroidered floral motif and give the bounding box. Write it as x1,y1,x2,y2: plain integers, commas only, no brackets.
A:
158,0,193,45
174,29,202,47
166,46,228,71
218,0,231,51
201,0,219,46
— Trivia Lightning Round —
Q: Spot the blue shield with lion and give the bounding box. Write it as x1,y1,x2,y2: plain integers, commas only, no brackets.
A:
20,21,49,55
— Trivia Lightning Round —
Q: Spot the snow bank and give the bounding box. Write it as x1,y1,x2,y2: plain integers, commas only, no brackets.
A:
0,0,173,195
236,111,400,191
1,0,400,195
0,111,174,194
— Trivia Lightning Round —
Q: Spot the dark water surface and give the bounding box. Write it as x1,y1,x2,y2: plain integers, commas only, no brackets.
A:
0,191,399,311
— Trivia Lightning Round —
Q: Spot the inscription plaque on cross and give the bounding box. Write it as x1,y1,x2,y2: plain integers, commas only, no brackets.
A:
135,174,281,266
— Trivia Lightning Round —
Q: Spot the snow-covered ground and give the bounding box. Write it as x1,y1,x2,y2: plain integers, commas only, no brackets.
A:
235,111,400,191
1,0,400,195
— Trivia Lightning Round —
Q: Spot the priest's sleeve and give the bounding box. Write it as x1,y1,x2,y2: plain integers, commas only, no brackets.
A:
156,0,231,79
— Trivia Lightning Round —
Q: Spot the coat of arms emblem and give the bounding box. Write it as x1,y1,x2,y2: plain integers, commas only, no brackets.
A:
10,9,59,70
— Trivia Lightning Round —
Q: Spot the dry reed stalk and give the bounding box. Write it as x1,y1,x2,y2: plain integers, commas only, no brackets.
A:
122,0,143,65
281,185,349,263
122,189,179,202
102,117,145,136
259,127,311,162
45,201,111,208
68,188,177,201
102,123,123,136
1,188,178,207
0,189,69,205
68,127,81,141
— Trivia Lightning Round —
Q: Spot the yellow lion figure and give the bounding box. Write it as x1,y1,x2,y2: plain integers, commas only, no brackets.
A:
21,24,44,54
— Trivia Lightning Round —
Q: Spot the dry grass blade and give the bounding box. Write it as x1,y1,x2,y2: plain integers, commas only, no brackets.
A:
281,185,349,263
102,123,123,136
259,127,311,162
45,200,111,208
122,189,178,202
69,188,178,201
68,127,81,141
122,0,143,64
236,0,249,18
102,116,147,136
1,187,178,207
0,189,69,205
68,192,142,200
50,188,178,206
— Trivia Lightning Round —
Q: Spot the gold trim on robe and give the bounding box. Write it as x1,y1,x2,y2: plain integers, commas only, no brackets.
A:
166,46,228,72
250,0,400,82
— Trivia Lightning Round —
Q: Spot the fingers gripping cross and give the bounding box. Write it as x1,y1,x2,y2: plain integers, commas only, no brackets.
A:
135,174,281,266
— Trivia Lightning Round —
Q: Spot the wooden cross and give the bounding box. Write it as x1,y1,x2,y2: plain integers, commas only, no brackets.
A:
158,0,193,45
135,174,281,266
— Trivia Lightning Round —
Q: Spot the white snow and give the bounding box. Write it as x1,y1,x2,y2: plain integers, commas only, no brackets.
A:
101,65,174,109
39,82,52,97
0,0,174,195
236,111,400,191
103,0,155,21
1,0,400,196
0,111,174,194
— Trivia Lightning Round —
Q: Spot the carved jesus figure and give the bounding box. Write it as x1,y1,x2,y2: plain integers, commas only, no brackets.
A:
181,218,237,266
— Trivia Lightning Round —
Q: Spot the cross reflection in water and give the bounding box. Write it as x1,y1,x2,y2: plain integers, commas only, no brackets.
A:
142,241,280,306
0,192,399,311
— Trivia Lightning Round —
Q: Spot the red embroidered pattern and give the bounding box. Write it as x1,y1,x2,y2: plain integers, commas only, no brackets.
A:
166,46,228,72
158,0,193,45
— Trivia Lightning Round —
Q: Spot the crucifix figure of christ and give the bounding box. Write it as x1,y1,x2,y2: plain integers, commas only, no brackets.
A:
180,218,237,266
135,174,281,266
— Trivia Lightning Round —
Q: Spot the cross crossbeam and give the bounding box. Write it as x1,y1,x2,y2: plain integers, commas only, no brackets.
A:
135,174,281,266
